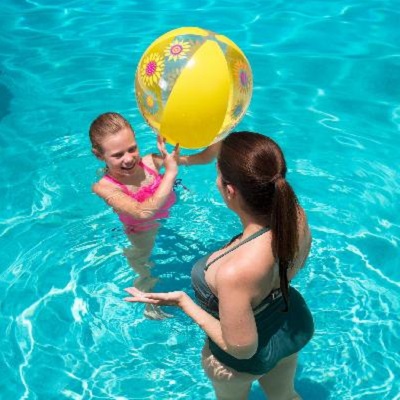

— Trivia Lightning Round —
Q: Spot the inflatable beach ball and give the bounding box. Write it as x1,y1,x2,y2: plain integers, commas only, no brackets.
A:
135,27,253,149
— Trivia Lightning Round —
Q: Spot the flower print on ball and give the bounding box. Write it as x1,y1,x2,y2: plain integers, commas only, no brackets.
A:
142,91,159,115
140,53,165,86
164,39,191,61
234,59,252,94
232,102,244,119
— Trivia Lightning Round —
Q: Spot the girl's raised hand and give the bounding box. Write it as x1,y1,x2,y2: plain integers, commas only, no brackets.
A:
157,135,180,176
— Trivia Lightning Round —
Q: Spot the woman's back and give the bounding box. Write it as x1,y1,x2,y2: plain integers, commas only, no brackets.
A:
204,206,310,311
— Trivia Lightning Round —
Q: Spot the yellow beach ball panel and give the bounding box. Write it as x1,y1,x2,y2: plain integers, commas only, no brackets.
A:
160,40,231,148
135,27,253,149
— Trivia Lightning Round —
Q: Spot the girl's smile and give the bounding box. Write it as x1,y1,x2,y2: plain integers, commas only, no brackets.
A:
100,127,141,178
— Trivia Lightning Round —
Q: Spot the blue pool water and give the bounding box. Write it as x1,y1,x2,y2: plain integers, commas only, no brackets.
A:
1,0,399,399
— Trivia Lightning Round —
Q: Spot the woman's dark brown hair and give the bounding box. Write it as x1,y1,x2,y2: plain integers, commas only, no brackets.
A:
218,131,299,311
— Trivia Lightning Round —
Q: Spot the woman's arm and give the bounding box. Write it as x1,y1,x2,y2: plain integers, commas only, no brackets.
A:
125,267,258,360
211,267,259,359
179,142,221,166
151,141,221,170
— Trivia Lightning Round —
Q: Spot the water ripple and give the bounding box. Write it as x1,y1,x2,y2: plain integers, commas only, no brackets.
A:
1,0,400,398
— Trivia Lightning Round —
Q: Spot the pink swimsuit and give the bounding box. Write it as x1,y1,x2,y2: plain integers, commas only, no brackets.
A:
104,161,176,233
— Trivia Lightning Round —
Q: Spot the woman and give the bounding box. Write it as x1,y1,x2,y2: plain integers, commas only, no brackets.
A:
125,131,314,400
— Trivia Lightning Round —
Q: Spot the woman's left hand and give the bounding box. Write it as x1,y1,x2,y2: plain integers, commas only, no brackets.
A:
124,287,187,307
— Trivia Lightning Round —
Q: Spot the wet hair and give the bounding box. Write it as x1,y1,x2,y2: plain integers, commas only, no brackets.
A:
89,112,132,154
218,131,299,311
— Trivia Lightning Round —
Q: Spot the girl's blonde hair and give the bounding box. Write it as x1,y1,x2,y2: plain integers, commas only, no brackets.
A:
89,112,132,153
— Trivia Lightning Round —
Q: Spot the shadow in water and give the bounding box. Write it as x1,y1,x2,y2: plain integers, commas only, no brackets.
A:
0,82,12,121
249,374,332,400
151,225,231,291
296,377,332,399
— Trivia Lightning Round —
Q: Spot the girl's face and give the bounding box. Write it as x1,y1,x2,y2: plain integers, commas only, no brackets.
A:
99,127,140,177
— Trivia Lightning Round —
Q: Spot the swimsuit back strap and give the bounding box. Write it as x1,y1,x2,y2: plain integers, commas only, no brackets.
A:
205,227,270,270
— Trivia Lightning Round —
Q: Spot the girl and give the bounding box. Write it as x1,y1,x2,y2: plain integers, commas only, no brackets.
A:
89,112,219,319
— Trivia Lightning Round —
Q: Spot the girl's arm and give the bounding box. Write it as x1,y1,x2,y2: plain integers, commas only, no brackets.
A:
92,169,177,220
125,266,258,360
92,142,179,220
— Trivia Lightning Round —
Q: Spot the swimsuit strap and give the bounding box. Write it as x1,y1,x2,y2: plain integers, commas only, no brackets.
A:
139,160,159,177
205,227,270,270
103,160,158,189
103,174,125,188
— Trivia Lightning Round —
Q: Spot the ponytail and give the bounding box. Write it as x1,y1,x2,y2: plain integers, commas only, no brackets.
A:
270,176,299,312
217,131,300,311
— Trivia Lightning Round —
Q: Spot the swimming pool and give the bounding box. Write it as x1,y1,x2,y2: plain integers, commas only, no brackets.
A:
1,0,399,398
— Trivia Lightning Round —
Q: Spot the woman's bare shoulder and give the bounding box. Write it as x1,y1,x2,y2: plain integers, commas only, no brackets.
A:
216,241,275,287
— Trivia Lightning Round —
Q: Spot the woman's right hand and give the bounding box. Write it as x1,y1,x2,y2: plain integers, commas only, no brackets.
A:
157,135,180,177
124,287,189,308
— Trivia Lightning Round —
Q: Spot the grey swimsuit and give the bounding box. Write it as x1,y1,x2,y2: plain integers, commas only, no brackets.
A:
191,227,314,375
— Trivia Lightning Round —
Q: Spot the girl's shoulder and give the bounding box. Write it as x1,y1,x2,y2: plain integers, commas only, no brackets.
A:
92,176,123,197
